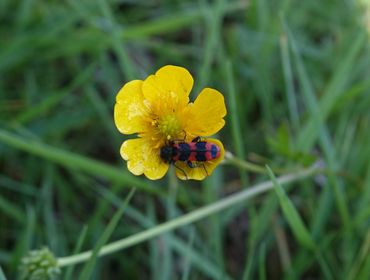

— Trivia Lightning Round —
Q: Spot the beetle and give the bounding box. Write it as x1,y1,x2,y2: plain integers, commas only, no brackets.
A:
160,137,221,178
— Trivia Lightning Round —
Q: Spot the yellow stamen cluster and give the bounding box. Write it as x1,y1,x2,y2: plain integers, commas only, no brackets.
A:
157,114,182,140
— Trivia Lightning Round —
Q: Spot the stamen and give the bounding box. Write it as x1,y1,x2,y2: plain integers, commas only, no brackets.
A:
157,114,182,140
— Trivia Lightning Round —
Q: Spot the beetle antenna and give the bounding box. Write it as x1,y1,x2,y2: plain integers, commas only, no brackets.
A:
181,130,187,141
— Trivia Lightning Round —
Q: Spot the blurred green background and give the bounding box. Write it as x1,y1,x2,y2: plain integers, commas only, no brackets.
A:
1,0,370,279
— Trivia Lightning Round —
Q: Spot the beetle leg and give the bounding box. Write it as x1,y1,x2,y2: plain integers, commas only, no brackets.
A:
201,163,209,177
191,136,201,142
187,161,196,168
188,161,209,177
174,162,188,180
171,130,187,143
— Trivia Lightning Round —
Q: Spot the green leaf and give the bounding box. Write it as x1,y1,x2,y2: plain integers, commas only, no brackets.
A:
266,124,316,166
78,188,135,280
63,226,88,280
0,129,159,195
266,165,315,250
0,265,7,280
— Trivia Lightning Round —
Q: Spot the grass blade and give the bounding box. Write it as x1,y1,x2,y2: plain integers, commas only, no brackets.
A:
63,226,88,280
101,188,232,280
0,195,24,223
78,188,135,280
297,30,367,150
0,129,159,195
57,166,317,267
181,229,195,280
283,19,351,232
266,166,333,279
280,33,300,131
0,265,7,280
347,229,370,280
266,165,315,250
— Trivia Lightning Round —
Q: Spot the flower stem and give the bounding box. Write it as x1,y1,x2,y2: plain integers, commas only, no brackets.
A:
223,151,322,175
223,151,267,173
57,165,320,268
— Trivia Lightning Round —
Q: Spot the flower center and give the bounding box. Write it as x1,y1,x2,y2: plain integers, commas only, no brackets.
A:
157,114,182,140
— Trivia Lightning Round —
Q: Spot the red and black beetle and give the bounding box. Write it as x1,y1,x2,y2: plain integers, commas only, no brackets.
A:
160,137,221,178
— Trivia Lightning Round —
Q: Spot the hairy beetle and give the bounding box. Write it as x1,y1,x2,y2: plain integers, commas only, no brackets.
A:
160,137,221,178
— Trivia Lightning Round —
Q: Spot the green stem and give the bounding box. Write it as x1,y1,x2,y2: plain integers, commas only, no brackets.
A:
223,151,266,173
224,151,328,175
57,165,319,268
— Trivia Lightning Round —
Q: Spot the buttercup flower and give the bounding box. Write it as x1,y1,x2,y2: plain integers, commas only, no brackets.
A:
114,65,227,180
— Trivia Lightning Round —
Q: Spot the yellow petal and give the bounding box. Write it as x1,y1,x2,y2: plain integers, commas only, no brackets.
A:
114,80,149,134
142,65,194,114
175,161,207,180
120,138,169,180
175,138,225,180
184,88,227,136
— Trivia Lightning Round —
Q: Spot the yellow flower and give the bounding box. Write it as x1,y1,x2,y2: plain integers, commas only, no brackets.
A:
114,65,227,180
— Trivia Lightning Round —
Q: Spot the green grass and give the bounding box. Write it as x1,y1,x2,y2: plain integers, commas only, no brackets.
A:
1,0,370,279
